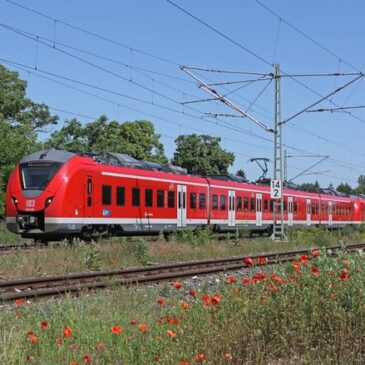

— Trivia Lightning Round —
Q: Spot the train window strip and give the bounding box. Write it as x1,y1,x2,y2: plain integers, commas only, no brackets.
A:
168,191,175,208
190,192,197,209
220,195,226,210
132,187,140,207
145,189,153,207
236,196,242,211
199,193,206,209
157,190,164,207
212,195,218,210
116,186,125,206
102,185,111,205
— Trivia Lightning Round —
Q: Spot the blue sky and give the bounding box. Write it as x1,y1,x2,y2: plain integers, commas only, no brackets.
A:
1,0,365,188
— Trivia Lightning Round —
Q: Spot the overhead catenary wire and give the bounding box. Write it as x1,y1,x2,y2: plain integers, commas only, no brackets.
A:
2,2,362,185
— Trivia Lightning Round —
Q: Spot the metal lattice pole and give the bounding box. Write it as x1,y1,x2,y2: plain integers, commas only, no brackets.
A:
271,64,286,240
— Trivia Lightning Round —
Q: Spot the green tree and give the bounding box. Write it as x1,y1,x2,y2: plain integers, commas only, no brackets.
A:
296,181,320,193
43,118,87,151
44,117,167,163
0,64,58,215
336,182,353,195
236,169,247,180
354,174,365,194
172,134,235,175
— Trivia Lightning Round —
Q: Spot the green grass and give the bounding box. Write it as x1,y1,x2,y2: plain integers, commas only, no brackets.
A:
1,249,365,364
1,223,365,279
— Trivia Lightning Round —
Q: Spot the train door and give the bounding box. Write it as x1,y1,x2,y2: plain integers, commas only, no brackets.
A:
177,185,187,227
306,199,311,226
228,190,236,227
84,175,94,217
288,196,293,226
256,193,262,226
328,201,333,226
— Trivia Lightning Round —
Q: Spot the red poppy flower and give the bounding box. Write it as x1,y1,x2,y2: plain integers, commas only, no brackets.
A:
28,335,38,343
40,321,48,330
300,255,309,265
292,261,301,273
56,337,63,345
241,278,250,285
15,298,24,306
157,299,167,306
84,354,92,363
167,329,176,337
257,257,267,265
270,274,285,284
311,250,319,258
130,319,137,325
181,302,190,310
243,257,253,266
179,361,190,365
212,293,221,305
189,289,197,296
226,276,236,284
63,326,72,338
15,312,21,319
253,273,266,281
139,323,148,333
111,325,122,335
173,281,182,289
195,353,206,361
311,267,320,277
339,268,350,281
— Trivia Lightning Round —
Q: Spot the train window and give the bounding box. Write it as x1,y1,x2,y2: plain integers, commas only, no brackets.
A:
87,196,92,207
116,186,125,206
236,197,242,211
220,195,226,210
250,198,255,212
270,200,274,212
244,197,249,211
87,178,92,194
312,205,316,214
132,188,140,207
283,201,287,212
212,195,218,210
102,185,111,205
157,190,164,207
190,193,197,209
168,191,175,208
199,193,206,209
294,202,298,213
264,199,268,211
145,189,153,207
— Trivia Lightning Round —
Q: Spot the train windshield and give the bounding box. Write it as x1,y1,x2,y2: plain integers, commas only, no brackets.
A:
20,162,62,190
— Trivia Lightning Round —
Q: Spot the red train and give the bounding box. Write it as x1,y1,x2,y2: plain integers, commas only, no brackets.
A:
5,149,365,242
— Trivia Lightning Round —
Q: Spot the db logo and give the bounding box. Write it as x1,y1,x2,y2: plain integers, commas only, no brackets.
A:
26,200,35,207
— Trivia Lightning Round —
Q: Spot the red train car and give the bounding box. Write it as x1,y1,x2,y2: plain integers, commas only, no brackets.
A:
5,149,364,242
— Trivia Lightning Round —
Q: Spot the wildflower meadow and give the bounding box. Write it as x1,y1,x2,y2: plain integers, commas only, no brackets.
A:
2,247,365,364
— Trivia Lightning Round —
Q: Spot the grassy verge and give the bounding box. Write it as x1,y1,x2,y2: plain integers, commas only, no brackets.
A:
1,224,365,279
1,248,365,364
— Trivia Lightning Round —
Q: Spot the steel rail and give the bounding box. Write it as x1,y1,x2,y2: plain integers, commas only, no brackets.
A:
1,243,364,302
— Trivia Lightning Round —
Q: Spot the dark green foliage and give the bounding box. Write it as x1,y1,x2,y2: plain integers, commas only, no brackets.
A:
0,64,58,215
172,134,235,175
43,116,168,163
336,182,353,195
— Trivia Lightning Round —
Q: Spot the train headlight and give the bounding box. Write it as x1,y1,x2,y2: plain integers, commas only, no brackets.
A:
45,197,53,208
12,197,18,207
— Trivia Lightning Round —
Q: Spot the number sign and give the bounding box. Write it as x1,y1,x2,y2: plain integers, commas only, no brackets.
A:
270,180,282,199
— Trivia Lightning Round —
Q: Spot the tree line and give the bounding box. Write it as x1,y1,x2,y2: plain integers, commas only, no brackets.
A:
1,64,365,215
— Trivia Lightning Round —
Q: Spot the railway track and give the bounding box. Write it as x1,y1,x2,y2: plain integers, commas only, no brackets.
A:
1,243,365,303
